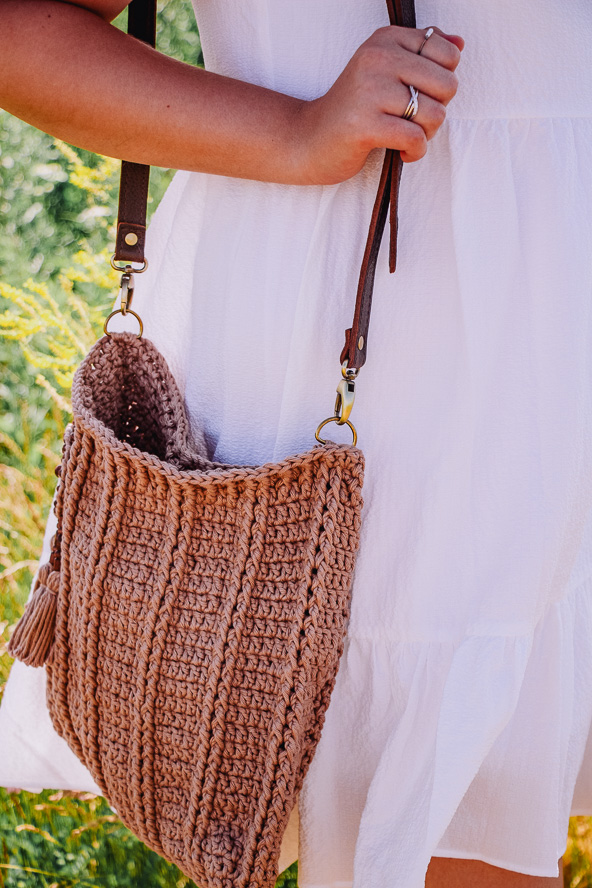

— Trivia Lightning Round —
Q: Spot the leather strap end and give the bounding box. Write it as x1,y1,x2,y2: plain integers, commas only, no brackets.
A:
388,151,404,274
388,187,398,274
340,328,352,366
115,159,150,263
340,326,368,371
114,222,147,263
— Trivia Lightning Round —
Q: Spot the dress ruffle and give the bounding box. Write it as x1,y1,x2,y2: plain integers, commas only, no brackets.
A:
299,577,592,887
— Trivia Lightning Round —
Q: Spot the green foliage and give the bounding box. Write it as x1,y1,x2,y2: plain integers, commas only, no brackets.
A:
0,788,197,887
0,115,76,285
0,189,119,707
0,785,299,888
565,820,592,888
155,0,203,66
0,0,201,289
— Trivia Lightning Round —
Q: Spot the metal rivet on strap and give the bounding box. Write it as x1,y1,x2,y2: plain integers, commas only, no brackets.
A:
124,232,139,246
357,336,364,350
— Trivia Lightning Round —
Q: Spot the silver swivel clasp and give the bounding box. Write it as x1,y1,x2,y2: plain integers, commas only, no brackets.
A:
315,361,359,446
104,256,148,338
119,267,135,316
334,361,357,425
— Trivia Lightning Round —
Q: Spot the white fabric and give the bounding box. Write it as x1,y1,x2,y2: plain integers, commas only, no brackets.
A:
2,0,592,885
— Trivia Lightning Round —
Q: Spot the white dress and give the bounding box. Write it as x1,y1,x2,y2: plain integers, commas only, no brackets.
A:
2,1,592,886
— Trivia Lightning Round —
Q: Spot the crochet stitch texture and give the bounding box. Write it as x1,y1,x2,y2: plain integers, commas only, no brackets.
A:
34,332,364,887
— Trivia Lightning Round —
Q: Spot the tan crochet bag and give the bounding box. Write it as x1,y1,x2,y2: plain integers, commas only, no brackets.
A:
16,330,364,888
8,0,416,884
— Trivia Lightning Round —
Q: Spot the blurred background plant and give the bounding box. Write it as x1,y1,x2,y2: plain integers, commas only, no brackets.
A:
0,1,587,887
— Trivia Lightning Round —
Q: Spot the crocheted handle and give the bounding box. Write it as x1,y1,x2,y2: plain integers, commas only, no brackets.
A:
113,0,417,372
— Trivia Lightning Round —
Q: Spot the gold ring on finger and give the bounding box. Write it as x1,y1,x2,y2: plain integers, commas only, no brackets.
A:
418,26,435,56
402,85,419,121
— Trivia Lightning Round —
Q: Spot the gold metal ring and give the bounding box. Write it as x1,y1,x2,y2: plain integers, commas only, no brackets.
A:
315,416,357,446
103,308,143,338
110,255,148,274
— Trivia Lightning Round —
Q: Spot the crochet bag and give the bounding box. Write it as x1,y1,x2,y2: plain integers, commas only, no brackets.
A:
9,0,415,885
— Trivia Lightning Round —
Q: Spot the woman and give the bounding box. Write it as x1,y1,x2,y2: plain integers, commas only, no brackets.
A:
1,1,591,886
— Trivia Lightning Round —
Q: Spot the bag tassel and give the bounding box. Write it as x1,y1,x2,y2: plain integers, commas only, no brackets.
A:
8,562,60,667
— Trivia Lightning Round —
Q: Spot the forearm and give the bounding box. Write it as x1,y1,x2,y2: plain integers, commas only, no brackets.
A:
0,1,310,184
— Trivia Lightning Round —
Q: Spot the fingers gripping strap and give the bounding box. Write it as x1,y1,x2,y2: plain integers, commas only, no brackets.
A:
342,0,417,370
113,0,156,263
113,0,417,370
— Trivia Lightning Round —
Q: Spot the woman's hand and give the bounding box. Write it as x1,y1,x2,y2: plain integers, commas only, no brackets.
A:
297,27,464,185
0,3,463,187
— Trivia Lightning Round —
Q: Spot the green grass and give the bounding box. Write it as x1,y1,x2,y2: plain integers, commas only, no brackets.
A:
0,780,588,887
0,788,298,888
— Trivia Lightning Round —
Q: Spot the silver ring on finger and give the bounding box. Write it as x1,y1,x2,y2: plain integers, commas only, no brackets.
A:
402,85,419,121
418,26,435,56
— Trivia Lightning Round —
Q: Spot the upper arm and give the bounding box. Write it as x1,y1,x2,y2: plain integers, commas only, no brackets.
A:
61,0,130,22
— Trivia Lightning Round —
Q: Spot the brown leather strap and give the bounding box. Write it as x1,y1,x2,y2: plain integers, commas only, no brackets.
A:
114,0,417,373
390,0,418,29
341,0,417,370
113,0,156,263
